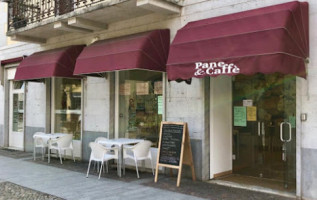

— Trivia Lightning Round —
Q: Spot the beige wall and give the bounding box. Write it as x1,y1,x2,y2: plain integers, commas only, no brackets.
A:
0,2,7,47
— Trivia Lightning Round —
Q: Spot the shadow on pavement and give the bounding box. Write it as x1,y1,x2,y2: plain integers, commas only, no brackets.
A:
28,156,154,183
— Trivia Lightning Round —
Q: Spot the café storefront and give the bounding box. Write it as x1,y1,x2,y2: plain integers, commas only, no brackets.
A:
0,0,314,197
167,1,308,193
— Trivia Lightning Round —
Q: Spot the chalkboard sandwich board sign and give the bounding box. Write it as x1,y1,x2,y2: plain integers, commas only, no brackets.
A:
154,121,196,187
159,123,183,166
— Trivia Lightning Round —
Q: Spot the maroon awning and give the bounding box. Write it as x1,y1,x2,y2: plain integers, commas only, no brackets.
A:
74,29,170,75
15,45,85,81
167,1,309,81
1,57,25,65
1,57,26,85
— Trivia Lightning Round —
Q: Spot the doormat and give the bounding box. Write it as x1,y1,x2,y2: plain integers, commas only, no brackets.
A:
0,181,63,200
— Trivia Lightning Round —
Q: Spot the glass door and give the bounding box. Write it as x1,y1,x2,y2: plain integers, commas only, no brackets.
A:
9,81,25,150
232,73,296,188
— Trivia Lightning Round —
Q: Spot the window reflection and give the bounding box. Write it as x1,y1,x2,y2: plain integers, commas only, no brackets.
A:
12,93,24,132
11,81,24,133
54,78,82,140
13,81,24,90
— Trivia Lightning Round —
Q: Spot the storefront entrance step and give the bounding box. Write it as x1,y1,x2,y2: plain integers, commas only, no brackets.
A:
143,176,295,200
209,176,296,199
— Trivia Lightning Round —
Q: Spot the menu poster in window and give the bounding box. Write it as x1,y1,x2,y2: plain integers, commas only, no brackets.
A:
119,83,131,95
234,106,247,127
136,82,149,95
247,106,257,121
154,81,163,94
157,96,163,115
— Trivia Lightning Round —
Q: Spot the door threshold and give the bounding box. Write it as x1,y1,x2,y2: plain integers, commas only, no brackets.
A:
207,176,296,198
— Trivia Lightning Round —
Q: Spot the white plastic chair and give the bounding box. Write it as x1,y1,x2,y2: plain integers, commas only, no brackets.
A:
33,132,47,161
94,137,111,170
48,134,75,164
95,137,108,143
123,140,154,178
86,142,119,179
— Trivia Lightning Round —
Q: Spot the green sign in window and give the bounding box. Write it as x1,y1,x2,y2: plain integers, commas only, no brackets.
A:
234,106,247,127
289,116,296,128
157,96,163,115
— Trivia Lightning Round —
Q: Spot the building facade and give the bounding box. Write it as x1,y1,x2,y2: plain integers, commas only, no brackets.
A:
0,0,316,199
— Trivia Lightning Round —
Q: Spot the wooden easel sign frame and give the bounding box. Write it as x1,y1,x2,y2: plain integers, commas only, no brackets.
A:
154,121,196,187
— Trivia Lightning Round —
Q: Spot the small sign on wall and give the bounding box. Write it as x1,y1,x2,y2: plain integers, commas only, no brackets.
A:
136,82,149,95
157,95,163,115
243,99,253,107
247,106,257,121
119,83,131,95
154,81,163,94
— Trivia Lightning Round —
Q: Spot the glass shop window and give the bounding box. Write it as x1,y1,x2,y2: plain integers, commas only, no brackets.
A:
54,78,82,140
118,70,163,147
12,81,25,132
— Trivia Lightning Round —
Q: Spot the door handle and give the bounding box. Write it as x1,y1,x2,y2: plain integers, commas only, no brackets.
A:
280,122,292,142
258,122,261,136
257,121,265,146
261,122,265,147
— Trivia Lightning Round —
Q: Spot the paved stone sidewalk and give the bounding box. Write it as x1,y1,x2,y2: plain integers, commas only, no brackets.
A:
0,149,295,200
0,155,204,200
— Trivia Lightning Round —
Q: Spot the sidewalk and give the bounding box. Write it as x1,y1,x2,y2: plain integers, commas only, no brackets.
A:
0,149,295,200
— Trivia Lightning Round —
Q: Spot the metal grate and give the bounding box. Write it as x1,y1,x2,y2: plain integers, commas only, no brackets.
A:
7,0,107,30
